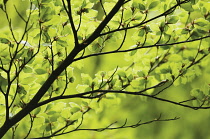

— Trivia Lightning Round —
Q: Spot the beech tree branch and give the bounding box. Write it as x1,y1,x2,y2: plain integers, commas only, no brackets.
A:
74,35,210,62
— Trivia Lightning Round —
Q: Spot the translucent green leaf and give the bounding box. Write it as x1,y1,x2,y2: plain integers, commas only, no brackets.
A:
21,76,36,85
168,54,182,62
61,108,72,118
148,1,159,10
195,18,208,27
0,104,5,114
81,73,92,85
190,0,199,5
56,39,68,47
160,68,171,74
127,74,134,81
181,28,190,34
67,67,74,77
89,0,97,3
181,3,194,12
139,3,146,11
89,43,101,52
137,70,146,77
47,111,57,115
45,103,54,112
33,107,41,115
0,75,7,92
138,29,145,37
45,124,52,132
132,2,139,8
35,68,47,75
70,107,81,113
17,85,27,95
71,111,82,120
23,66,33,73
190,31,199,39
105,94,116,99
117,70,126,78
196,29,207,34
190,88,204,100
0,38,10,44
82,101,89,106
167,16,179,24
50,114,59,122
202,84,210,95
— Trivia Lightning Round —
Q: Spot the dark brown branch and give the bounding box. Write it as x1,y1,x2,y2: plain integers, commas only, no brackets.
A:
81,0,126,46
62,0,79,46
74,35,210,62
32,114,179,139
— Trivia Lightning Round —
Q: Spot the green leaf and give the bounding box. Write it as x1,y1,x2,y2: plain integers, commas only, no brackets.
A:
17,85,27,95
0,37,10,44
190,31,199,39
76,84,91,93
181,3,194,12
0,75,7,92
137,70,146,77
71,111,82,120
190,88,204,100
168,54,182,62
23,66,33,73
139,3,146,11
117,69,126,78
35,68,47,75
195,18,208,27
132,2,139,9
21,76,36,85
167,16,179,24
190,0,199,5
70,107,81,113
148,1,159,10
56,39,68,47
138,29,145,37
33,107,41,115
130,49,137,56
81,73,92,85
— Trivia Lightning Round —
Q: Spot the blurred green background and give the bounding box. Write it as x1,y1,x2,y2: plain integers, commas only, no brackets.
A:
1,1,210,139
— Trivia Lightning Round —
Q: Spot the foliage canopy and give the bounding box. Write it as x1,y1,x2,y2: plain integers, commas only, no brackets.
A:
0,0,210,138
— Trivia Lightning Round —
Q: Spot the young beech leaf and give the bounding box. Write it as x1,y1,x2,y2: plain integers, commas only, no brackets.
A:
70,111,82,120
81,73,92,85
70,107,81,113
33,107,41,115
0,75,7,91
148,1,159,10
0,37,10,44
190,88,204,100
195,18,208,27
61,108,72,118
137,70,146,77
35,68,47,75
168,54,182,62
139,3,146,11
117,70,126,78
138,29,145,37
167,16,179,24
181,3,194,12
74,80,87,90
21,76,36,85
23,66,33,73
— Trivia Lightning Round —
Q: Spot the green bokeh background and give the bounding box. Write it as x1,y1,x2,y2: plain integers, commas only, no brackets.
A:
1,1,210,139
